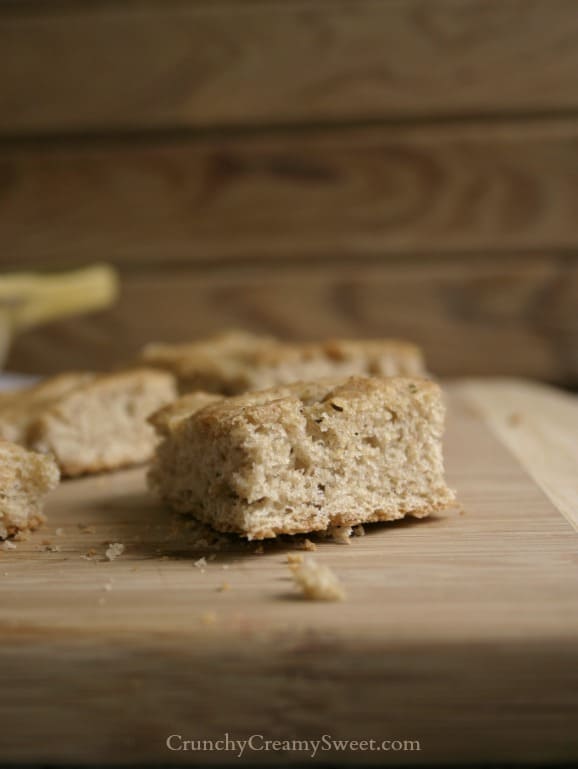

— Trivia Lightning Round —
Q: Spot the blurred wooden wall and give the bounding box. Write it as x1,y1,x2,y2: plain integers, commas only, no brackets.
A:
1,0,577,382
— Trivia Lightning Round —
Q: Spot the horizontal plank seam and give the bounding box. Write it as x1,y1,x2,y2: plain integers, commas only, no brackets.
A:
3,110,578,147
3,250,578,275
0,0,418,16
2,0,571,18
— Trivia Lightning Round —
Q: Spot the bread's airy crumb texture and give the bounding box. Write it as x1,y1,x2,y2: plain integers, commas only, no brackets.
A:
28,369,177,476
140,331,426,395
149,376,454,539
0,441,60,539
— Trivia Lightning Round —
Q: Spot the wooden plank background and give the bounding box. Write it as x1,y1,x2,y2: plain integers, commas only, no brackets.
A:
1,0,578,133
1,0,577,383
2,121,578,265
8,258,578,383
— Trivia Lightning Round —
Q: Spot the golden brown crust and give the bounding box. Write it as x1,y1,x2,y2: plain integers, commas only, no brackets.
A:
4,512,46,539
0,441,59,538
186,501,448,541
189,376,437,429
150,375,453,540
139,331,426,395
141,330,274,366
149,391,224,436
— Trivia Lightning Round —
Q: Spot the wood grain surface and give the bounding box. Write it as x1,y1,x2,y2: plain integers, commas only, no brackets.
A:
1,0,577,388
2,121,578,267
7,257,578,383
454,379,578,532
1,0,578,134
0,383,577,765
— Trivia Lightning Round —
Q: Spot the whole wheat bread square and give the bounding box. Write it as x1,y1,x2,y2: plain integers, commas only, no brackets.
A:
148,376,454,539
27,369,176,477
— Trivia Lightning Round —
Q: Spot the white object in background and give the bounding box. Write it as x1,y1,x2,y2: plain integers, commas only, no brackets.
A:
0,372,39,392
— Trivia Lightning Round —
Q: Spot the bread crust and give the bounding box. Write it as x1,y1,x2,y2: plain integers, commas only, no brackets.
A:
140,332,426,395
149,376,454,539
0,372,93,445
0,440,59,538
29,369,176,477
149,391,223,436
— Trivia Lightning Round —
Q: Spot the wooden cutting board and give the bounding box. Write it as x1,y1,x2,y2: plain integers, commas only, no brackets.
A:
1,379,577,766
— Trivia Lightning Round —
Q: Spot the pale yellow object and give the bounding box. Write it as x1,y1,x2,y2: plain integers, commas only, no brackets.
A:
0,264,119,368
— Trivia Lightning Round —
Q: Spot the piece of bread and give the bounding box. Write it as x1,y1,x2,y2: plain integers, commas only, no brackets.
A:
149,391,224,437
28,369,177,477
148,376,454,540
140,331,426,395
0,372,94,445
290,557,346,601
0,441,59,539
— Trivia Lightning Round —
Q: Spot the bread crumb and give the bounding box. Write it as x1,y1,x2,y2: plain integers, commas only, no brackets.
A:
1,540,17,551
217,582,230,592
13,530,30,542
194,557,207,570
81,547,98,561
105,543,124,561
298,538,317,552
201,610,217,626
55,527,64,536
327,525,353,545
353,524,365,537
44,544,61,553
290,558,346,602
287,553,304,566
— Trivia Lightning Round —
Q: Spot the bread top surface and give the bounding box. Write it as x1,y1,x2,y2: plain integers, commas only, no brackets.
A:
141,333,424,380
31,368,176,425
141,331,275,368
149,391,223,435
162,376,440,437
0,372,94,442
0,439,60,490
0,369,176,447
0,372,94,408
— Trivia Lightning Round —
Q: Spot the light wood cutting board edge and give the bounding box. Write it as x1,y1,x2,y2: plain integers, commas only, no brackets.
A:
450,377,578,533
